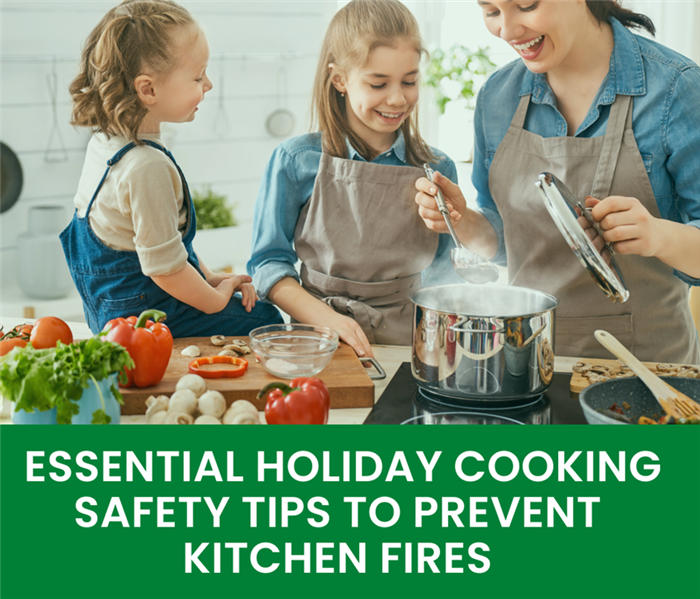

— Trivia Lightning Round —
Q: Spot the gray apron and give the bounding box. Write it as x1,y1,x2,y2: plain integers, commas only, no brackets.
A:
489,93,698,363
294,152,439,345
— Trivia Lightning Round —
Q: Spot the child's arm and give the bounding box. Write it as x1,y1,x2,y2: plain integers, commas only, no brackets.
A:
151,263,246,314
587,196,700,279
268,276,374,359
196,256,257,312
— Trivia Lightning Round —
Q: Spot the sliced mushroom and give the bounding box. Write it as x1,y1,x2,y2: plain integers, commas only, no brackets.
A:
211,335,227,346
223,344,251,355
175,374,207,398
198,390,227,419
218,349,237,356
148,411,168,425
181,345,201,357
145,395,170,421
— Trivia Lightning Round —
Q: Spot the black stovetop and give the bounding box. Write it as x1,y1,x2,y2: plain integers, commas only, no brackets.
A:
363,363,587,425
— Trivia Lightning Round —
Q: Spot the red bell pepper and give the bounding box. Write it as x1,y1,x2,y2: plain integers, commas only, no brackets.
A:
258,377,330,425
189,356,248,379
103,309,173,388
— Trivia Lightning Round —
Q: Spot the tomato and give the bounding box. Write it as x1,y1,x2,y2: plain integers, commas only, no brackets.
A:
29,316,73,349
0,338,27,356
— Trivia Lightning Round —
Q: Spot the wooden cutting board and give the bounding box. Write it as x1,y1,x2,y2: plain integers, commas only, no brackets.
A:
119,337,375,414
569,358,698,394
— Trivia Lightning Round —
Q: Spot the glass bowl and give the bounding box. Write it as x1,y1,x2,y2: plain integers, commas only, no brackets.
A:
248,324,339,379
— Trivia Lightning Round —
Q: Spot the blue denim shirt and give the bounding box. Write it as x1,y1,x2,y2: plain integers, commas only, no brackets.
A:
472,18,700,285
248,130,460,300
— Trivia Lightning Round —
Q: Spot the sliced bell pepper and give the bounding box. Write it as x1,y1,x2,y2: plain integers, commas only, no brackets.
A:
103,309,173,388
258,377,330,425
189,356,248,379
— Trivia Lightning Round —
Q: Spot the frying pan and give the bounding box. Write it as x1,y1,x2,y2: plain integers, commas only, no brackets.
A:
1,141,23,213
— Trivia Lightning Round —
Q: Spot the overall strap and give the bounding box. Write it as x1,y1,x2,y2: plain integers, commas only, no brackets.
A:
85,140,191,218
589,95,632,199
510,95,531,129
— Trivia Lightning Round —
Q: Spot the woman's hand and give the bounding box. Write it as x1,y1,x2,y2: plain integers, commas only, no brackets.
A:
588,195,662,257
575,197,611,264
414,171,466,232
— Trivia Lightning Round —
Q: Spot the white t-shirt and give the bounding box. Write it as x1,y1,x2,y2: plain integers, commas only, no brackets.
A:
74,132,189,276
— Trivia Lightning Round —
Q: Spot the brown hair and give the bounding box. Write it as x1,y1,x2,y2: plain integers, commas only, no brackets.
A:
69,0,196,143
585,1,655,36
311,0,438,167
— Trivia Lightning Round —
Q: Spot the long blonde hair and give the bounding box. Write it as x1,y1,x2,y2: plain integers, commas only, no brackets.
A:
311,0,438,166
69,0,196,143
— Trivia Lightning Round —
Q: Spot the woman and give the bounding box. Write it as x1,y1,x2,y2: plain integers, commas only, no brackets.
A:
415,0,700,363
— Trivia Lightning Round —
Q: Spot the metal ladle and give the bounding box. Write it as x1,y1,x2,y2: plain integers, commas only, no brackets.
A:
423,164,499,284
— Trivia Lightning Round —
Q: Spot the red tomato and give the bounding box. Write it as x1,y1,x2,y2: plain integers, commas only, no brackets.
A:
29,316,73,349
0,338,27,356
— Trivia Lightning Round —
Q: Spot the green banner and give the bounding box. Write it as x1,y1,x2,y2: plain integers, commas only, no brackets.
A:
2,426,699,599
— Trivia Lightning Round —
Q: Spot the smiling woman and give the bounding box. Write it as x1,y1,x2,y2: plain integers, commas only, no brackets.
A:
414,0,700,364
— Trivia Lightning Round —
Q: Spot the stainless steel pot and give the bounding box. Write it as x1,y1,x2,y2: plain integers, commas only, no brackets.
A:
412,285,558,402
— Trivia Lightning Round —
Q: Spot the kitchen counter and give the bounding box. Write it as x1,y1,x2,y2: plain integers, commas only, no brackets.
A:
0,316,579,425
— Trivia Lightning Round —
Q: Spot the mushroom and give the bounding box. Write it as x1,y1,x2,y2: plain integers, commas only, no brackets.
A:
175,374,207,398
222,399,259,424
168,389,198,415
227,412,260,425
223,343,251,355
198,390,227,419
218,349,237,356
210,335,227,346
145,395,170,421
194,415,222,425
148,411,168,425
164,412,195,425
181,345,201,357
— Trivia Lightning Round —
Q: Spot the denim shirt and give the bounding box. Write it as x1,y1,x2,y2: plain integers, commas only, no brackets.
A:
247,130,459,300
472,18,700,285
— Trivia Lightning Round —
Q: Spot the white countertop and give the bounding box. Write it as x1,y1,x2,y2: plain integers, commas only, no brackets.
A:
0,316,577,425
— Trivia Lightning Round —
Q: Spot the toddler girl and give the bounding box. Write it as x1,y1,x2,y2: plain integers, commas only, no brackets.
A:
61,0,282,336
247,0,458,357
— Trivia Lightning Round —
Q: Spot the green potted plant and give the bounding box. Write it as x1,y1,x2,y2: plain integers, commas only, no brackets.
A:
192,185,241,272
0,335,134,425
424,44,497,162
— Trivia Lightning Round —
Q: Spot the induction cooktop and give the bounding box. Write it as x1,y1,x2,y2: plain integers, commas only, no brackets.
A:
363,363,587,425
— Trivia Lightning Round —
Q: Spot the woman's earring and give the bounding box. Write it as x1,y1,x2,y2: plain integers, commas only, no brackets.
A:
341,93,345,97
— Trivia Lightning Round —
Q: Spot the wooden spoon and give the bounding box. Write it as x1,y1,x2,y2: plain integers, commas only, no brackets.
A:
594,330,700,420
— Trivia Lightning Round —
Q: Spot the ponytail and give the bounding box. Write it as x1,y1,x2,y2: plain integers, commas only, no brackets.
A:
585,1,655,36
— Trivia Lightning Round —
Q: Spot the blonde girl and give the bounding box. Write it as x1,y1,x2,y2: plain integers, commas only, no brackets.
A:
61,0,282,336
248,0,458,357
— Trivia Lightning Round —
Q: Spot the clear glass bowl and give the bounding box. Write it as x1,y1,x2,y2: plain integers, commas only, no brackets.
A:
249,324,339,379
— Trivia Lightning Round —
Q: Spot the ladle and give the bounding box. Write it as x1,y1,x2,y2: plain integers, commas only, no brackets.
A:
423,164,499,284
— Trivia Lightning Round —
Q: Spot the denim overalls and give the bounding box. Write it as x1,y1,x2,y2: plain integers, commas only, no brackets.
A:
60,140,282,337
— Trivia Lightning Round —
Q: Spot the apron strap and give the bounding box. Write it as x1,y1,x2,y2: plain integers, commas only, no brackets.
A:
590,95,632,199
510,95,531,130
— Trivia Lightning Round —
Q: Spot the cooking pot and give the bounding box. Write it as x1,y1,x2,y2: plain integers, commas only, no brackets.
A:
411,285,558,402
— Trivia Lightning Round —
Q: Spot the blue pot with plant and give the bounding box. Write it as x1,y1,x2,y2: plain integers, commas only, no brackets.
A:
0,335,134,425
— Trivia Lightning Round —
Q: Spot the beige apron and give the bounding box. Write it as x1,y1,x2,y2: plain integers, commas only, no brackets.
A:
294,152,438,345
489,94,698,363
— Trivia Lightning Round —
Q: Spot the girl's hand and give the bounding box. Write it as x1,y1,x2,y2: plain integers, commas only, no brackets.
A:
414,171,466,232
210,274,258,312
326,312,374,360
587,195,662,258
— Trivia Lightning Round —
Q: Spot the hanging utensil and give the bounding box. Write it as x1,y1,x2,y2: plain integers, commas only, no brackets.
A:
536,172,629,303
44,57,69,163
213,55,229,138
594,330,700,420
265,63,295,139
0,141,23,213
423,163,499,284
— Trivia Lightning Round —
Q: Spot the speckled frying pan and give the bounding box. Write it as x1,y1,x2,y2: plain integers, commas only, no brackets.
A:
0,142,23,213
579,377,700,424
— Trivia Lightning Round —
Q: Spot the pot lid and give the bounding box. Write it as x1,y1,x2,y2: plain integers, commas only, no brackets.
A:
0,141,23,214
535,172,629,303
